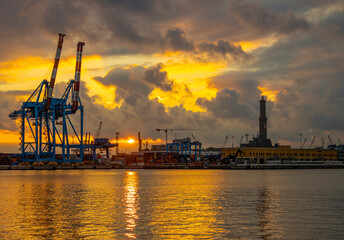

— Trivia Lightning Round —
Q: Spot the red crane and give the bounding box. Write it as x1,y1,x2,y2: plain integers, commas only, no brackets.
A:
72,41,85,112
45,33,66,110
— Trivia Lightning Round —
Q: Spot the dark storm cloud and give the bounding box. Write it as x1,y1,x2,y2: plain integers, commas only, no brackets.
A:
68,79,222,142
206,6,344,144
261,0,341,14
165,28,195,51
198,40,251,62
87,63,253,143
228,0,310,36
94,64,177,106
0,0,315,59
94,66,150,106
1,0,344,148
143,64,175,92
196,88,256,121
0,90,30,131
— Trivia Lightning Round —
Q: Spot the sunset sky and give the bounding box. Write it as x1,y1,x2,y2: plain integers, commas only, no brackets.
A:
0,0,344,153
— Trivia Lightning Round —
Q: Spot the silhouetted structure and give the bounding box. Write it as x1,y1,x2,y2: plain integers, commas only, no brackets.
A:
241,96,273,148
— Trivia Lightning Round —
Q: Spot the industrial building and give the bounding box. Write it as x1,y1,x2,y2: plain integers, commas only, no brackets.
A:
222,146,338,163
223,96,340,164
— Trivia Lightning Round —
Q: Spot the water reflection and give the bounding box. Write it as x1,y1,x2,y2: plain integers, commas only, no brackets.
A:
257,187,273,239
124,171,139,239
0,170,343,239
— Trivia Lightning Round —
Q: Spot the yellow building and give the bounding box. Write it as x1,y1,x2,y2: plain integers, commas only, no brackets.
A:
222,146,338,163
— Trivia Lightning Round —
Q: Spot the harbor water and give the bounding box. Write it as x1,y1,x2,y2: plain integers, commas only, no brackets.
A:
0,169,343,239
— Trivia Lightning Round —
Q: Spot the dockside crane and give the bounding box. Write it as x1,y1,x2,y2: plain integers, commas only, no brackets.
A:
45,33,65,110
9,33,86,163
156,128,200,144
95,121,102,139
72,42,85,113
328,135,333,145
309,136,316,149
301,138,307,148
222,136,228,148
328,134,337,149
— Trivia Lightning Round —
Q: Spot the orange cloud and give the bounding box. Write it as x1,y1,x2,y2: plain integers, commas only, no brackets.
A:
149,61,225,111
258,86,281,102
235,36,278,52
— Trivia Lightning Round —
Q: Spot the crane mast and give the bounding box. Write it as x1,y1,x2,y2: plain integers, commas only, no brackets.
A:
9,34,86,163
45,33,66,110
96,121,102,138
222,136,228,148
328,135,333,145
309,136,316,149
301,138,307,148
72,42,85,112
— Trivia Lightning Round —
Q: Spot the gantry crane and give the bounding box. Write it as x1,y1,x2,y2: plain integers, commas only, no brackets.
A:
9,34,85,163
328,134,337,149
222,136,228,148
301,138,307,148
328,135,333,145
156,128,200,144
95,121,103,139
309,136,316,149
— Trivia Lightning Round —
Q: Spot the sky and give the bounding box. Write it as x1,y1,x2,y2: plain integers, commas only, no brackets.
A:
0,0,344,153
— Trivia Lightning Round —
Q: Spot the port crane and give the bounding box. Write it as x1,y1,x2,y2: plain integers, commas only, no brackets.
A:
221,149,243,164
9,34,85,163
239,135,243,145
156,128,200,144
301,138,307,148
95,121,103,138
222,136,228,148
328,135,333,145
309,136,316,149
328,135,337,149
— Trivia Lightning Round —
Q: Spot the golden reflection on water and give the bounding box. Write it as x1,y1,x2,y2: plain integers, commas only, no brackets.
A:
124,171,138,239
0,170,343,239
148,172,220,238
257,187,273,239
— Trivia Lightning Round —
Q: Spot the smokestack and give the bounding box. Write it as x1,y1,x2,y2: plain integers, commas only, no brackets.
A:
45,33,66,110
72,42,85,112
259,96,267,139
138,132,142,152
115,132,120,154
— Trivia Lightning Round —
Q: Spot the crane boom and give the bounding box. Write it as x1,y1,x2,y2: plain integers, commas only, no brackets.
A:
309,136,316,148
222,136,228,148
328,135,333,145
301,138,307,148
96,121,102,138
45,33,66,110
72,42,85,112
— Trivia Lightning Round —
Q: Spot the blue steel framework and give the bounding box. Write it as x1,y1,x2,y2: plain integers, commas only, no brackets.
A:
9,79,83,162
166,139,202,160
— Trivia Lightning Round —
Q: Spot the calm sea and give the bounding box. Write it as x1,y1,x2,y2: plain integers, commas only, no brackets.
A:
0,169,343,239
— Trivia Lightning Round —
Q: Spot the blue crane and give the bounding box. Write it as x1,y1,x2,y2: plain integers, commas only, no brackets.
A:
9,34,85,163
